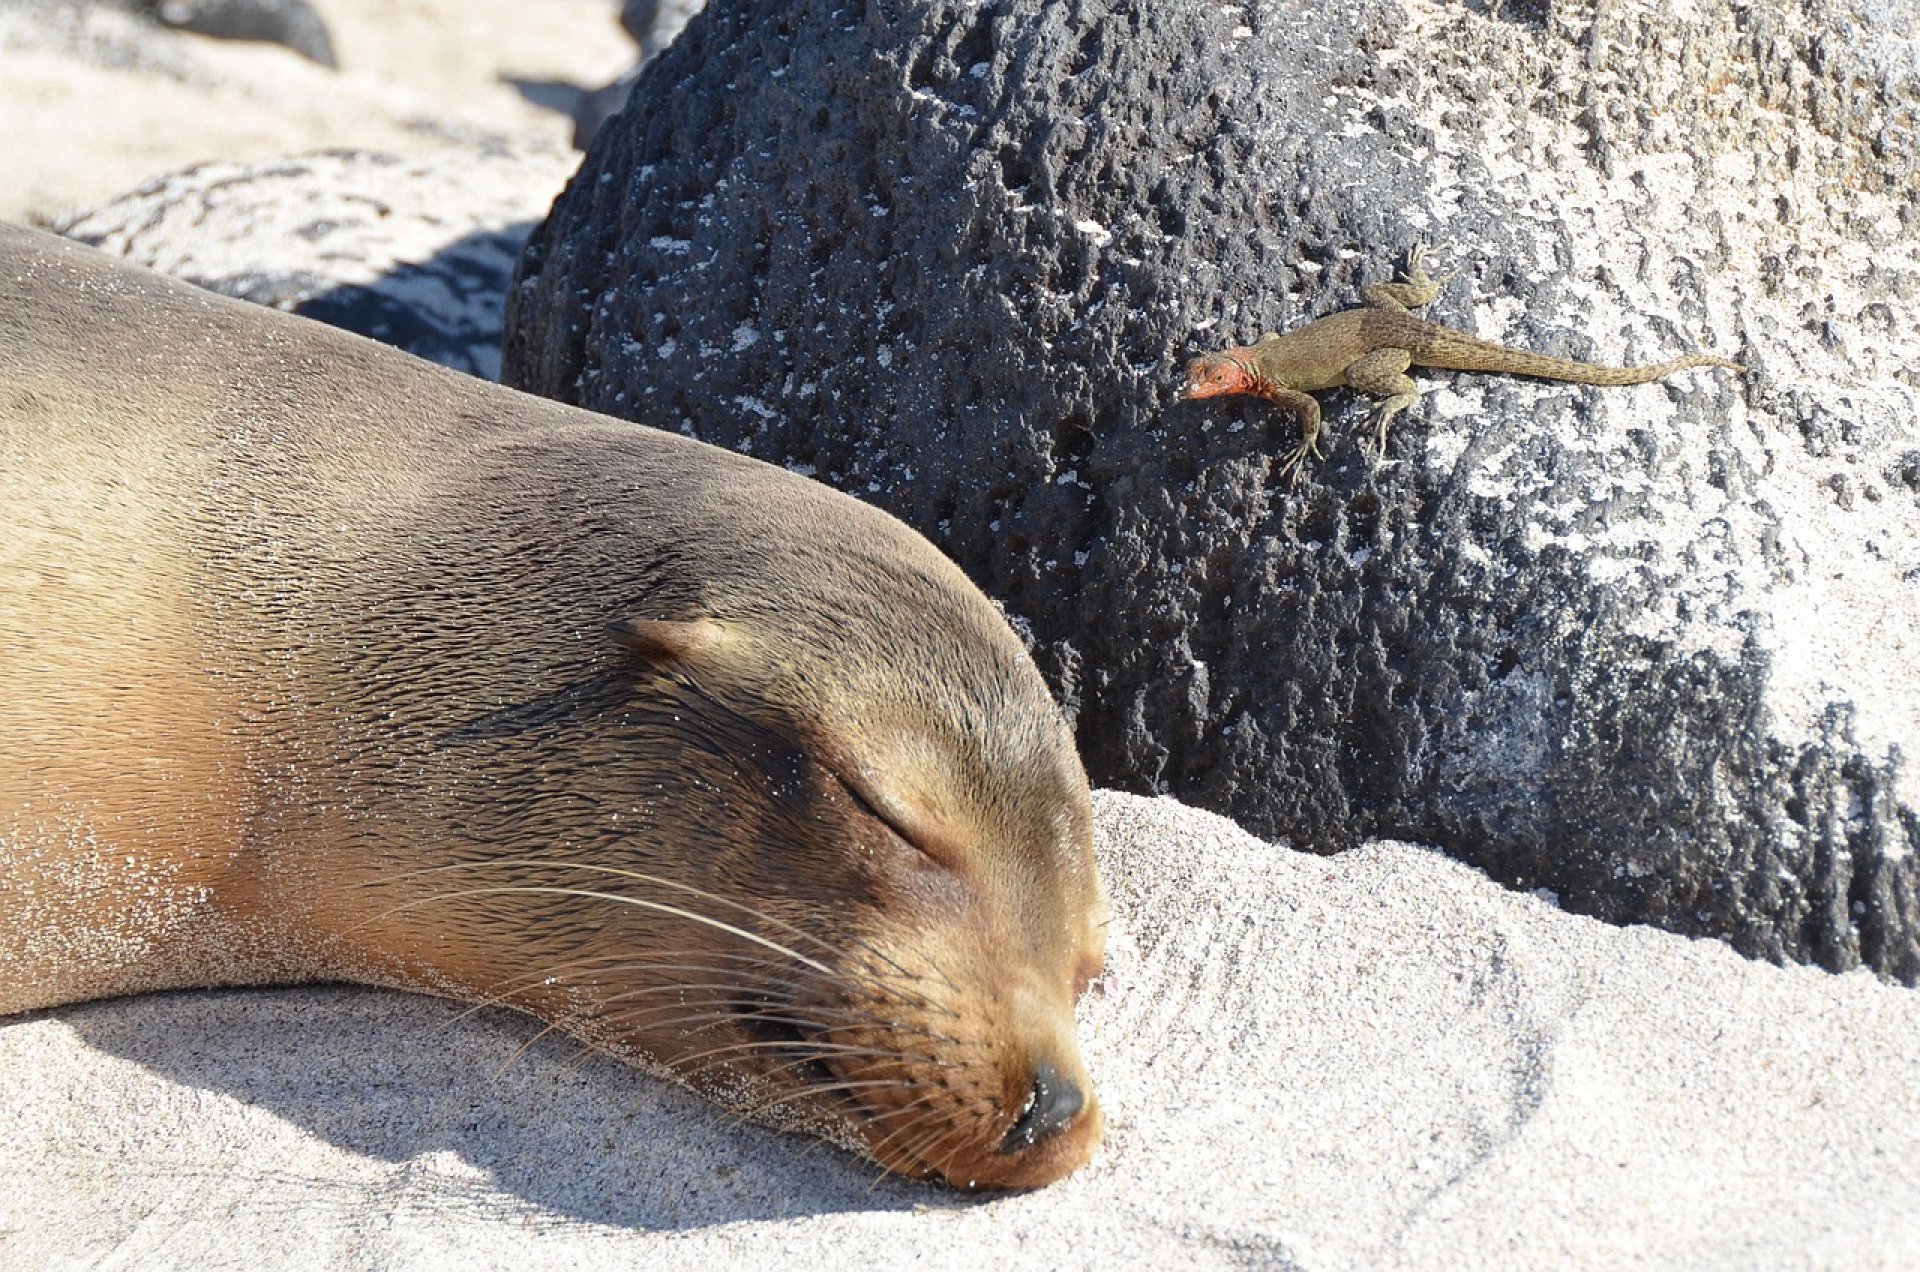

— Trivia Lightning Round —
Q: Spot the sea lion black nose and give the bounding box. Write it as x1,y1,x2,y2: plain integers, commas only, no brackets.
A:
999,1063,1085,1154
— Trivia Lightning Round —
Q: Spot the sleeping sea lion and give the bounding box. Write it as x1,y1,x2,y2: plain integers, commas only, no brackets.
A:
0,222,1106,1190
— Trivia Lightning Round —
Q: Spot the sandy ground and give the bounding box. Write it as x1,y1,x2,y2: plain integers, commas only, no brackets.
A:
0,0,630,225
3,793,1918,1270
3,4,1919,1269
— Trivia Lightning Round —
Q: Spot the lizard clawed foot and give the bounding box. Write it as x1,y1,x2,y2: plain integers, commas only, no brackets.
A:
1403,242,1458,295
1276,437,1325,486
1365,414,1403,458
1368,408,1396,457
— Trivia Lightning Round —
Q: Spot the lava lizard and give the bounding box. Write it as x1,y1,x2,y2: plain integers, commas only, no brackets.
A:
1181,246,1745,480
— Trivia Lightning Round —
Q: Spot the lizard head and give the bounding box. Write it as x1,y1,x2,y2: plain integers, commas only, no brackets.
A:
1181,352,1258,400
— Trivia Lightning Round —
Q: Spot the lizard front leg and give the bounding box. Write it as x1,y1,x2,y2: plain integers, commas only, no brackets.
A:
1344,347,1420,455
1263,385,1324,483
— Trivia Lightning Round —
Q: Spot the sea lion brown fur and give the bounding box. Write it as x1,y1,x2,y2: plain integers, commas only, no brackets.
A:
0,223,1107,1190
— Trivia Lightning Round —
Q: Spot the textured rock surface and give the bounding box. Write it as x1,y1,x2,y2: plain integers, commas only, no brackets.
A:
505,0,1920,980
64,149,579,377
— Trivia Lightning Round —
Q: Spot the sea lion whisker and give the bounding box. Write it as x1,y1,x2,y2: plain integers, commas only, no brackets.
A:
672,1037,956,1083
861,1094,955,1156
586,983,826,1012
834,968,961,1017
490,1005,668,1083
675,1038,956,1095
860,1119,944,1181
733,1077,923,1120
862,983,965,1023
443,954,855,1042
480,996,834,1082
567,956,871,1011
859,1109,962,1188
677,1038,948,1070
588,1002,823,1038
595,999,954,1045
476,946,823,993
718,1083,865,1130
490,1020,572,1082
889,1114,981,1193
555,971,849,1012
485,993,743,1082
549,1021,687,1077
594,1005,903,1042
370,858,850,960
584,1008,743,1041
773,1087,956,1176
576,984,966,1047
845,932,964,1001
445,950,685,1026
343,883,837,976
912,1131,977,1195
855,1098,963,1176
745,1001,962,1041
571,959,861,1003
678,1038,949,1123
782,956,959,1022
550,938,953,1021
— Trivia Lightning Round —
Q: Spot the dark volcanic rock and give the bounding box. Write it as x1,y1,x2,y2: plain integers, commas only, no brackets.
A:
504,0,1920,980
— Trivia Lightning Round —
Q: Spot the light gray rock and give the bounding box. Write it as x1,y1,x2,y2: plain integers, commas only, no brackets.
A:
619,0,703,58
0,0,617,224
64,148,579,378
571,0,706,149
13,0,337,65
139,0,335,66
504,0,1920,981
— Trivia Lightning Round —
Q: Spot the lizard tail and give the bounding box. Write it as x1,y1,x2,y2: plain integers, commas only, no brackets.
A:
1415,328,1744,385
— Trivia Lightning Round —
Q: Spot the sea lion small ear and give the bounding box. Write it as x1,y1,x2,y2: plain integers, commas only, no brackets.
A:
604,617,727,669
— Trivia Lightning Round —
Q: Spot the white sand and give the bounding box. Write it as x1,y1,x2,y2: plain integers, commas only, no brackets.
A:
3,793,1917,1269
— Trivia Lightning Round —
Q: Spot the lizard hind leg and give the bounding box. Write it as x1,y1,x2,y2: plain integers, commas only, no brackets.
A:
1362,242,1455,314
1345,347,1420,456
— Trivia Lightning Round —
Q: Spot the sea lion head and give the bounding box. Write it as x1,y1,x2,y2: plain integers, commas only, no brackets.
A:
587,585,1108,1190
345,482,1109,1191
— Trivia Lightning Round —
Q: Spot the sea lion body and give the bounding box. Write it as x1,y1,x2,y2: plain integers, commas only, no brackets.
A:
0,224,1106,1190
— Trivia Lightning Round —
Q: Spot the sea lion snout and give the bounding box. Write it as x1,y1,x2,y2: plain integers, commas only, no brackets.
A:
1000,1063,1086,1154
842,1011,1102,1190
